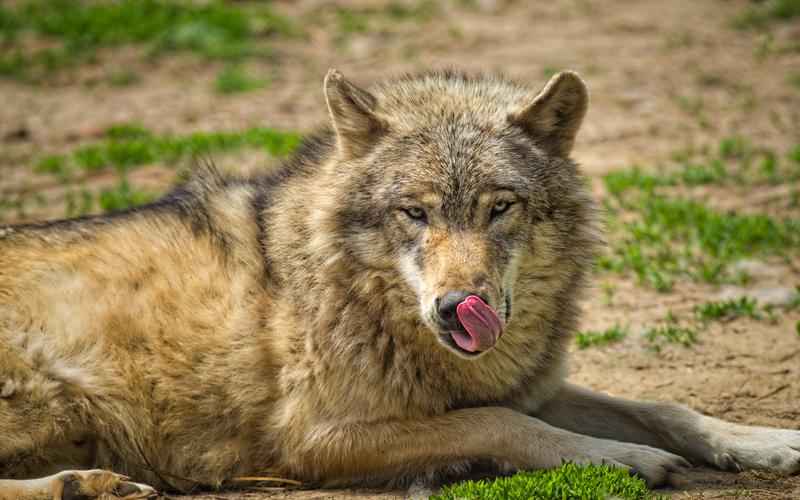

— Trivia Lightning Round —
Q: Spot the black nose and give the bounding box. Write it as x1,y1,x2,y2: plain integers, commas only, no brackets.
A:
436,291,487,327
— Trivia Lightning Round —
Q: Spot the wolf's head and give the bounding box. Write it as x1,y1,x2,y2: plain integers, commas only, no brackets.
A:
320,69,594,359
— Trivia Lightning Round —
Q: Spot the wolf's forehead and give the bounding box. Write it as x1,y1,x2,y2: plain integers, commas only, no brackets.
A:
372,73,529,126
380,121,531,202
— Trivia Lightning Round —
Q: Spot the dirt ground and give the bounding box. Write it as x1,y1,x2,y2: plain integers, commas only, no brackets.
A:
1,0,799,499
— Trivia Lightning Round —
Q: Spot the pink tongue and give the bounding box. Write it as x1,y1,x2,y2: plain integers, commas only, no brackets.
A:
453,295,503,352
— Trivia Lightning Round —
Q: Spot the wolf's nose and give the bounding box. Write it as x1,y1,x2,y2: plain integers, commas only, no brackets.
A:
437,291,487,327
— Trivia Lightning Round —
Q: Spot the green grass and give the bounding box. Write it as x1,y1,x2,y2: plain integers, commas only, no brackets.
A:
694,297,762,323
97,177,157,212
576,325,628,349
431,463,655,500
644,323,698,350
36,124,301,175
733,0,800,30
64,177,156,217
603,167,676,197
215,65,267,94
600,194,800,290
600,139,800,291
790,72,800,90
107,69,141,87
0,0,295,81
603,137,800,199
331,0,439,43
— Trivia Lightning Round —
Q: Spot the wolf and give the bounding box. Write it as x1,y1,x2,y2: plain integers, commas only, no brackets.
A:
1,69,798,500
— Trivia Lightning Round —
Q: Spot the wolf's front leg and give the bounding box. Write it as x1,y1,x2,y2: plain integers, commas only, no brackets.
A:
289,406,687,487
0,470,157,500
533,383,800,474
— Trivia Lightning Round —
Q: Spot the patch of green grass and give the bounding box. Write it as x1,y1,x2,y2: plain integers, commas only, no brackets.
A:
386,0,439,21
601,193,800,290
677,160,728,186
37,124,301,174
332,0,440,43
107,69,140,87
97,177,156,213
214,65,267,94
35,154,69,176
600,139,800,290
719,136,752,160
603,166,675,197
694,297,762,323
674,94,711,129
542,66,559,79
431,463,655,500
788,72,800,90
0,0,295,81
645,317,698,350
65,188,95,218
576,324,628,349
64,177,156,217
733,0,800,30
335,8,371,36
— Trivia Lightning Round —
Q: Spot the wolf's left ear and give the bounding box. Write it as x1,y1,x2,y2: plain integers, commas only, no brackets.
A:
324,69,387,159
508,71,588,158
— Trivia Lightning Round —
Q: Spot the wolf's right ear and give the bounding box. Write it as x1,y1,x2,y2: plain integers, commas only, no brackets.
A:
508,71,588,158
324,69,387,159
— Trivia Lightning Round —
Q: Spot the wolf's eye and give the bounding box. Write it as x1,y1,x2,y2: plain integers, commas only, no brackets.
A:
491,200,513,219
402,207,428,223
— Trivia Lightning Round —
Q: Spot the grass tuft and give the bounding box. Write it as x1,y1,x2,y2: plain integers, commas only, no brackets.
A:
431,463,655,500
37,124,301,174
694,297,762,323
733,0,800,30
0,0,296,81
215,65,267,94
600,139,800,290
576,325,628,349
645,323,698,350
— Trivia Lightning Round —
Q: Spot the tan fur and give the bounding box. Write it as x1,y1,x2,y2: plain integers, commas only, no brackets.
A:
1,70,798,499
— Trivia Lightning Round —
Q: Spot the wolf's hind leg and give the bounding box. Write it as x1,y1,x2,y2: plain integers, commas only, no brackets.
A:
0,470,157,500
533,383,800,475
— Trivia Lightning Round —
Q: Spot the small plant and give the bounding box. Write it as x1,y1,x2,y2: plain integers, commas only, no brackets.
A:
0,0,296,81
97,177,156,213
645,312,697,350
677,160,727,185
214,65,267,94
432,463,655,500
107,69,140,87
733,0,800,30
600,168,800,290
576,325,628,349
37,124,301,173
694,297,762,323
601,282,616,306
603,166,673,197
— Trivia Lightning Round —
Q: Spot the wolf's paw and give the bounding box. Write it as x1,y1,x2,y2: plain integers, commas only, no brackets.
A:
563,438,690,487
55,469,158,499
706,422,800,474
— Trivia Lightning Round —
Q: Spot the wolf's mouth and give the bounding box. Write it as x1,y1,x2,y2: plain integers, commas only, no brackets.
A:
435,294,508,358
438,329,483,357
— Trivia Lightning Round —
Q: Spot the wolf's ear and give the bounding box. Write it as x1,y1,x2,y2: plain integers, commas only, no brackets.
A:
508,71,588,158
324,69,387,159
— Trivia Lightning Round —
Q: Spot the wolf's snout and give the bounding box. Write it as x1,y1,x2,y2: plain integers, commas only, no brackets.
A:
435,292,503,354
436,291,486,327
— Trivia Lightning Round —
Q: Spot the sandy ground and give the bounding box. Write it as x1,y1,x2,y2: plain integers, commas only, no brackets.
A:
1,0,799,498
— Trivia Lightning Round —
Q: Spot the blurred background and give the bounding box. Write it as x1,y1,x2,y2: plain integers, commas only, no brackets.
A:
0,1,798,498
